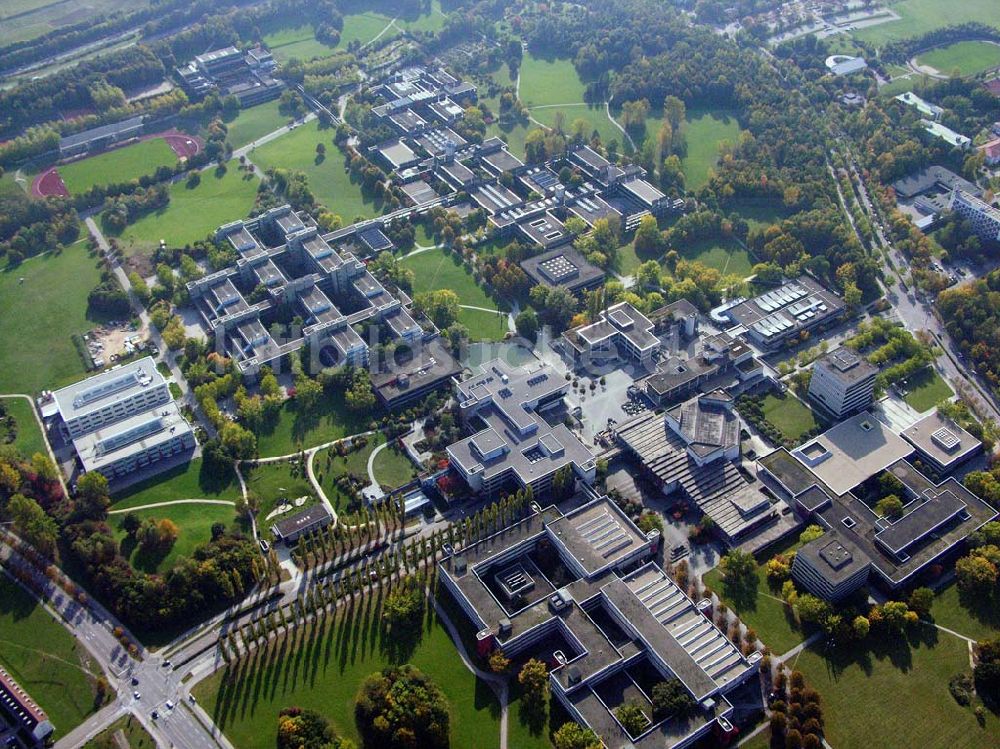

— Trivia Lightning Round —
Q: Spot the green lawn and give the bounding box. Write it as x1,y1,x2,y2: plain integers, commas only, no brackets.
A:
680,109,740,192
116,163,258,256
761,393,823,443
518,53,587,106
1,396,47,458
83,714,155,749
58,138,177,195
0,575,103,739
530,105,622,151
245,459,318,520
400,247,509,341
253,397,368,457
194,593,503,749
727,198,787,232
111,458,241,509
252,120,383,221
263,24,342,62
703,552,806,656
111,502,238,574
0,241,104,393
396,0,447,33
0,0,144,45
792,628,1000,749
225,100,290,149
901,367,953,412
680,236,753,278
458,307,510,342
372,438,418,488
516,52,622,150
918,40,1000,76
853,0,1000,46
930,580,1000,642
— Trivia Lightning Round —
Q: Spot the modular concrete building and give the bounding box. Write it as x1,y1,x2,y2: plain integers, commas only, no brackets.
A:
440,496,756,749
562,302,659,369
951,190,1000,243
724,277,845,352
51,357,195,482
791,529,871,601
807,347,878,419
446,360,597,497
53,357,169,438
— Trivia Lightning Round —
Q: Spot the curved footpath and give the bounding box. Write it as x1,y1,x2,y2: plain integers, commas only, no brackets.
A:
108,498,236,514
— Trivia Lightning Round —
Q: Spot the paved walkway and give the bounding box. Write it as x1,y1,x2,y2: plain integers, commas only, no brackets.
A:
108,498,236,514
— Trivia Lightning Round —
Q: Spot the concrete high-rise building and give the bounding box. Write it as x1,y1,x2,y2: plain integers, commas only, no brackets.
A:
808,348,878,419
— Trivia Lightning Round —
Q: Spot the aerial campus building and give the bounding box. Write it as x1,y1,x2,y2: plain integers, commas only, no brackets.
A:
446,359,597,497
561,302,659,369
722,276,846,352
50,357,195,481
175,45,283,106
758,412,997,597
58,115,145,158
440,496,757,749
616,391,800,554
0,666,54,747
807,347,878,419
187,205,461,408
950,190,1000,243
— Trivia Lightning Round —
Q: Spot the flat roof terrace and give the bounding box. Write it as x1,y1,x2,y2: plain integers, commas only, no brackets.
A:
791,412,913,496
548,501,649,576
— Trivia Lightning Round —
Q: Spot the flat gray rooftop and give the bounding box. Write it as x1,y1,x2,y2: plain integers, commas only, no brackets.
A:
53,356,164,423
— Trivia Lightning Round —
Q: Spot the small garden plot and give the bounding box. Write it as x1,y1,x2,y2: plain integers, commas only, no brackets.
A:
738,391,824,448
899,366,952,413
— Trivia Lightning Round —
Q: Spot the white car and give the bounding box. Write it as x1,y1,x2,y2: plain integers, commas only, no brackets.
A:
166,700,174,710
133,691,141,700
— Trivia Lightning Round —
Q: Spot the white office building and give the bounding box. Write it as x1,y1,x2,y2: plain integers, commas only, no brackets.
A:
808,348,878,419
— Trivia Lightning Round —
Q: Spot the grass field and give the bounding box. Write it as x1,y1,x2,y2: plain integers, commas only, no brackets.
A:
457,307,510,341
0,575,103,739
225,100,289,149
0,241,105,393
83,714,155,749
680,109,740,192
518,54,587,106
703,541,807,656
917,40,1000,76
930,580,1000,642
252,121,383,221
111,502,238,574
116,162,258,255
1,396,47,458
400,247,509,341
792,628,1000,748
263,24,342,62
486,120,534,161
761,392,823,443
111,458,241,509
727,198,787,232
0,0,146,45
516,52,623,150
253,397,368,457
58,138,177,195
193,592,503,749
680,236,754,277
853,0,1000,46
245,459,318,520
901,367,953,412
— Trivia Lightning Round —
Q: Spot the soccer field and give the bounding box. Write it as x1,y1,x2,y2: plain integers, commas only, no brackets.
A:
57,138,177,195
853,0,1000,45
917,40,1000,76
